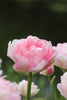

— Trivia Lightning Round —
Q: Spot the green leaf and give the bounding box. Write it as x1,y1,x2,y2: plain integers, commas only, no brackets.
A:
50,75,56,85
51,59,55,64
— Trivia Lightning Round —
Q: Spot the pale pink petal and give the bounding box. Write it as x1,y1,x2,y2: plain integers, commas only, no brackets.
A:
57,72,67,99
54,43,67,69
0,78,21,100
18,80,39,97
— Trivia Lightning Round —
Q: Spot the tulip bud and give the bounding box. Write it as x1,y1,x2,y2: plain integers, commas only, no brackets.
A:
18,80,39,97
40,64,54,76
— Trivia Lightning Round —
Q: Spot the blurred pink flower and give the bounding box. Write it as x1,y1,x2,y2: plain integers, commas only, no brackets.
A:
54,43,67,69
0,58,2,68
18,80,39,97
0,58,7,78
57,72,67,99
7,35,56,74
0,78,21,100
0,70,3,76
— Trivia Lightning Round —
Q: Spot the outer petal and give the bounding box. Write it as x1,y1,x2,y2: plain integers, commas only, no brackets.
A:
13,59,46,73
57,84,64,96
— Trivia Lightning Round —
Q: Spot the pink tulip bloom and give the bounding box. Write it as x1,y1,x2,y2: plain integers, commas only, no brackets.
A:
54,43,67,69
7,35,56,74
0,78,21,100
18,80,39,97
57,72,67,99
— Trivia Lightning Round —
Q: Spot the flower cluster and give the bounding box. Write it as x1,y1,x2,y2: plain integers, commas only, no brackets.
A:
0,35,67,100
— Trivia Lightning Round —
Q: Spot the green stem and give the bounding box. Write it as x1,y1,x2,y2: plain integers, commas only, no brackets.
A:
48,76,57,100
61,96,66,100
27,72,32,100
61,68,65,73
23,96,26,100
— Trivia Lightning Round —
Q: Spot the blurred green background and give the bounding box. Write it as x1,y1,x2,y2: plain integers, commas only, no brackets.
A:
0,0,67,100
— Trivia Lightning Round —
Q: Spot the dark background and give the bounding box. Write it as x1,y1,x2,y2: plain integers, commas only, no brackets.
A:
0,0,67,59
0,0,67,99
